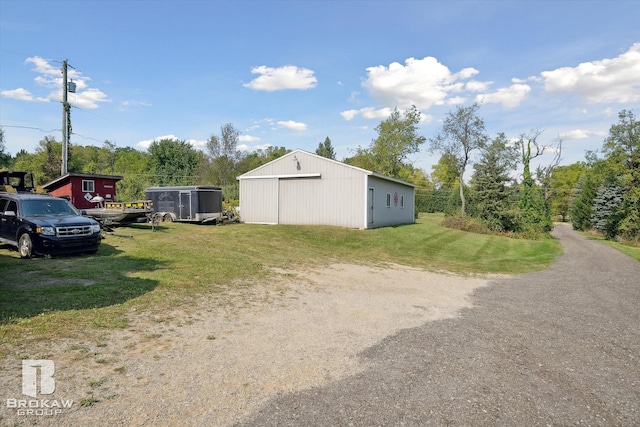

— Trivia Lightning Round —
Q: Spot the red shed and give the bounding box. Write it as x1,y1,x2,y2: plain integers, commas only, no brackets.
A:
42,173,123,210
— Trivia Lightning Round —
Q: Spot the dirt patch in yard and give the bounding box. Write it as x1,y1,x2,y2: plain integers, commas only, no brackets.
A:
1,263,495,426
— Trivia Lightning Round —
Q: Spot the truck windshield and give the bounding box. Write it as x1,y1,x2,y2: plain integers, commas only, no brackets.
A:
21,199,80,217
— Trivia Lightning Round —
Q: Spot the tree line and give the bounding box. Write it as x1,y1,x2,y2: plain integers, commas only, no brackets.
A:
341,104,638,242
0,126,291,202
1,106,637,243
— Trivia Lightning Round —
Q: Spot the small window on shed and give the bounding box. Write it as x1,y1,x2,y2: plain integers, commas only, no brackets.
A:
400,195,405,208
386,193,391,208
82,180,95,193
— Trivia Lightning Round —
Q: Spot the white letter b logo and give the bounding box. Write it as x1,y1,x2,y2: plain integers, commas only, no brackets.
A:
22,360,55,398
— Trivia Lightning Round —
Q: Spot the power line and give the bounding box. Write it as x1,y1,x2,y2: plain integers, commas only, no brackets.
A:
70,132,106,144
0,124,61,133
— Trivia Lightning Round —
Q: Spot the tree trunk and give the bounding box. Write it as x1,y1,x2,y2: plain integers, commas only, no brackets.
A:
459,171,466,216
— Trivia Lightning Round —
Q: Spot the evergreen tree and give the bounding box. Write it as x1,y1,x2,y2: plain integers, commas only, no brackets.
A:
590,184,625,239
602,110,640,241
315,137,336,160
570,174,597,231
470,133,519,231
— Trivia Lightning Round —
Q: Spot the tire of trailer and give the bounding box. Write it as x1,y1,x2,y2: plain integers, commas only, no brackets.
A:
163,213,173,222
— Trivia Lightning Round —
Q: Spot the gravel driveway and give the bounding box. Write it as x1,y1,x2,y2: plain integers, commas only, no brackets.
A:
2,224,638,426
240,223,640,426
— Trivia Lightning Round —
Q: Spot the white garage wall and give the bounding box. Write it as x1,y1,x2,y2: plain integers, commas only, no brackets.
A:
238,150,414,229
239,178,279,224
368,175,415,228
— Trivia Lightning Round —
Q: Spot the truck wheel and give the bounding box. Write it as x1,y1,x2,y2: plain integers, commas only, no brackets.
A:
163,214,173,222
19,233,33,259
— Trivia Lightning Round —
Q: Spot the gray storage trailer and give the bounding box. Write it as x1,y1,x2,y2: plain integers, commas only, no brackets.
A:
145,186,223,223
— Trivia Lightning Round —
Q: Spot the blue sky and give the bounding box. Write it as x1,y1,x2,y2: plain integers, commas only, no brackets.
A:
1,0,639,175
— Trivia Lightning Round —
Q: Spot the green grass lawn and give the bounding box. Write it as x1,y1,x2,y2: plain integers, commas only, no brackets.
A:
0,213,562,351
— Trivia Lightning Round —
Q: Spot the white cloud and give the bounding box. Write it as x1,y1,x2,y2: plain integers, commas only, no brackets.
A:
34,75,60,90
238,143,272,152
561,129,591,140
25,56,59,76
340,107,392,121
136,134,181,150
457,67,479,80
119,100,152,111
465,80,492,92
1,88,41,102
277,120,308,131
360,107,393,120
187,139,207,149
475,83,531,108
17,56,111,109
348,91,361,103
238,134,261,143
446,96,467,105
361,56,487,110
69,88,110,109
340,106,434,123
243,65,317,91
541,43,640,103
340,109,359,121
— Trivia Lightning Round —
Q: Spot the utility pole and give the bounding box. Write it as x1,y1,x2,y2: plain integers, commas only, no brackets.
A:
61,59,69,175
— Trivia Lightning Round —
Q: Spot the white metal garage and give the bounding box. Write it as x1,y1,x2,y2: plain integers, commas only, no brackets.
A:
238,150,415,229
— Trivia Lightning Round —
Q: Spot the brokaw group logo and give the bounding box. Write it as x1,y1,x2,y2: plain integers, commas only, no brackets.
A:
22,359,55,398
5,360,74,416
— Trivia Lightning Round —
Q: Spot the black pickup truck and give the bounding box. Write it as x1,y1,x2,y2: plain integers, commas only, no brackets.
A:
0,192,101,258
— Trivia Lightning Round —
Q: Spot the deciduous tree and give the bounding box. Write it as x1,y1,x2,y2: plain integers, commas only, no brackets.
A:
0,128,11,168
431,153,460,191
371,105,425,178
149,138,200,186
207,123,244,186
113,147,152,200
549,162,587,222
347,106,425,179
429,103,487,216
